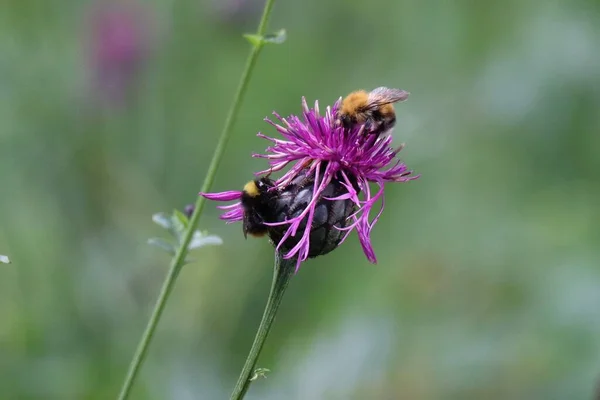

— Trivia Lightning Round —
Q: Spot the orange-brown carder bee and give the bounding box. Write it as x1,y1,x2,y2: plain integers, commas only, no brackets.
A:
336,87,409,136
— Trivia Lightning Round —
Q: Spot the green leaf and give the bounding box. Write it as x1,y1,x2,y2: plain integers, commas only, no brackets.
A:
150,210,221,254
250,368,270,381
172,209,189,230
170,210,188,241
170,218,185,236
243,34,263,47
152,212,173,230
0,255,10,264
152,210,191,242
188,230,223,250
147,238,176,255
263,29,286,44
243,29,286,48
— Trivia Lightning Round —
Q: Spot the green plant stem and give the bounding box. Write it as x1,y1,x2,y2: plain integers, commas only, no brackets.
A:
230,251,295,400
116,0,278,398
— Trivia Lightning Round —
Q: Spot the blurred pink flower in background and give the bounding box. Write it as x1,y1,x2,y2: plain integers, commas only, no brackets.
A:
85,0,155,107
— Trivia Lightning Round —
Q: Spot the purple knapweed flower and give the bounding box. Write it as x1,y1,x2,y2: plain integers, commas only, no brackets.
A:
201,96,419,271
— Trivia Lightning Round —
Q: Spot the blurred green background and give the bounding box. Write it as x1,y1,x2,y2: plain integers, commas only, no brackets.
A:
1,0,600,398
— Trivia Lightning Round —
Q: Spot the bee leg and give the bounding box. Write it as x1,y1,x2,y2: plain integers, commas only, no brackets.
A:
366,120,386,135
363,119,374,133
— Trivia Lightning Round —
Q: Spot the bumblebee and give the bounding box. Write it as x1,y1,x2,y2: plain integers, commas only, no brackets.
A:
336,86,410,136
240,177,278,238
240,172,357,258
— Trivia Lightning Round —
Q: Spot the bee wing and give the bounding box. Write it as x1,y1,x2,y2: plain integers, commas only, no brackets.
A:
365,87,410,110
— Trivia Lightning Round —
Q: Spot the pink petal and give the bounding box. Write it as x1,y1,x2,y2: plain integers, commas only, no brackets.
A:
200,191,242,201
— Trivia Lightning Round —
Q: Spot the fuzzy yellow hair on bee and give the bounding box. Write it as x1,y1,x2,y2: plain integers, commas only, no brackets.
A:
243,180,260,198
340,90,370,119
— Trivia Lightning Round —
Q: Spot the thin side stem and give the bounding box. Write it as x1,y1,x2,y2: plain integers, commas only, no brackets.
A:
230,252,295,400
116,0,278,398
